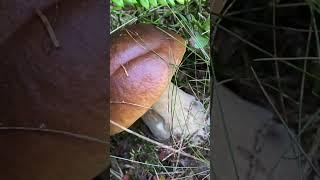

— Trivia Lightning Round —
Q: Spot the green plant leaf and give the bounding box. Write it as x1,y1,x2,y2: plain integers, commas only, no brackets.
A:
190,32,209,49
176,0,185,4
139,0,150,9
177,13,188,23
158,0,168,6
149,0,157,7
167,0,176,6
187,14,197,24
124,0,138,4
112,0,124,8
202,18,210,32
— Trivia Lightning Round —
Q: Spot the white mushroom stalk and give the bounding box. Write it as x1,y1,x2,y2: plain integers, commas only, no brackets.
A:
142,82,210,145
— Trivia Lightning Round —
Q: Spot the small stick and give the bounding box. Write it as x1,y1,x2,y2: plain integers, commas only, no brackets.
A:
35,9,60,48
110,100,151,109
120,64,129,76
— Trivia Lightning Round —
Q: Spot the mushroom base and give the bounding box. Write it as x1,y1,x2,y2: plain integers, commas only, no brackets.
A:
141,83,210,144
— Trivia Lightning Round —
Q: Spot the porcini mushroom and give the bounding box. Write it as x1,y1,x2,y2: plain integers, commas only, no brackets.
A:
0,1,107,179
110,24,209,143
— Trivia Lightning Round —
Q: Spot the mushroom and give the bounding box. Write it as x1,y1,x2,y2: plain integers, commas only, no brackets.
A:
110,24,209,144
0,1,107,179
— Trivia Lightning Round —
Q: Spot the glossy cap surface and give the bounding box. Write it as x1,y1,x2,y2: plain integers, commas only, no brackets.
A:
110,24,186,135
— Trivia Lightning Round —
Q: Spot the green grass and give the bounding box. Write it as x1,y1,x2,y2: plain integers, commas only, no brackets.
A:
111,0,192,9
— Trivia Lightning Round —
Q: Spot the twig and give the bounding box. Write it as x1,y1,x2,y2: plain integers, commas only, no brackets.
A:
110,100,152,109
120,64,129,76
35,9,60,48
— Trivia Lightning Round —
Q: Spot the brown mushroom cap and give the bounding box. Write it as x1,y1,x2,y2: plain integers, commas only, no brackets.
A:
110,24,186,135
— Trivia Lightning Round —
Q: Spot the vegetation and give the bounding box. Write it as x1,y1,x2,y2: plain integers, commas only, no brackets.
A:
212,0,320,179
110,0,210,179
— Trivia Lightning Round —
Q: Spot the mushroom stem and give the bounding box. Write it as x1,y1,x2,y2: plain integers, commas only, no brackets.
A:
141,82,210,144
